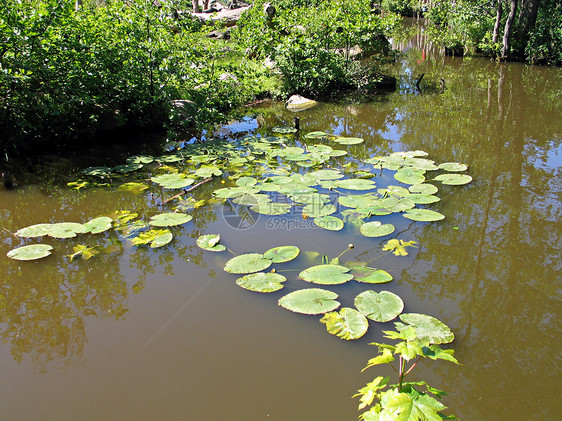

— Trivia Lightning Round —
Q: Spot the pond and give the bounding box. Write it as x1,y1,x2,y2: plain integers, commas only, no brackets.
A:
1,21,561,420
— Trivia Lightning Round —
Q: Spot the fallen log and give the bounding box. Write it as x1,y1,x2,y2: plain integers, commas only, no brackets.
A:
162,177,213,205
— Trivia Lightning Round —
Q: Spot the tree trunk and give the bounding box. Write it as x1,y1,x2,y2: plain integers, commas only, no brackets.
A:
516,0,540,45
192,0,200,13
501,0,518,59
492,0,503,44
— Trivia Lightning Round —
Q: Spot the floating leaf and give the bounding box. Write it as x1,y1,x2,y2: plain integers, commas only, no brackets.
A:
382,239,418,256
409,183,439,195
320,308,369,340
354,290,404,322
394,168,426,185
151,174,194,189
397,313,455,344
405,194,440,204
305,131,328,140
263,245,300,263
48,222,87,238
157,155,184,163
360,221,395,238
302,203,337,217
131,229,173,248
236,272,287,293
349,266,393,284
314,216,344,231
112,163,143,173
434,173,473,185
7,244,53,261
127,155,154,164
119,182,149,194
403,209,445,222
196,234,226,252
195,166,222,178
438,162,468,172
334,136,364,145
299,264,353,285
278,288,340,315
224,253,272,274
15,223,52,238
149,212,192,227
82,166,111,177
337,179,377,190
308,169,344,180
235,177,257,187
67,244,99,261
84,217,113,234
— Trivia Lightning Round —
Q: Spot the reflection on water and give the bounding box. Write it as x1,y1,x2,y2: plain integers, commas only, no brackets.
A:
0,20,561,421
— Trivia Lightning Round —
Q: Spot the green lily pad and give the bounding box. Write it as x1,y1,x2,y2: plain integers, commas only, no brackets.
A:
354,290,404,322
149,212,192,227
278,288,340,315
434,173,473,185
131,229,173,248
112,163,143,173
196,234,226,252
329,149,348,157
394,168,426,185
305,131,328,140
314,216,344,231
195,166,222,178
333,136,364,145
308,169,344,180
403,209,445,222
224,253,272,274
127,155,154,164
48,222,87,238
151,174,195,189
336,179,377,190
405,194,440,204
409,183,439,195
349,266,393,284
82,166,111,177
15,223,53,238
236,272,287,293
299,264,353,285
438,162,468,172
263,246,300,263
118,182,149,194
84,217,113,234
396,313,455,344
7,244,54,261
236,177,258,187
157,155,184,163
360,221,395,238
320,307,369,340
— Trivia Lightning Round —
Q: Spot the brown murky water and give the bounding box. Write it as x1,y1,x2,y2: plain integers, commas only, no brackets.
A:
1,21,560,420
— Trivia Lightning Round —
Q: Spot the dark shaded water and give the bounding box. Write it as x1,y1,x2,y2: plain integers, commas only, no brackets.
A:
1,22,560,420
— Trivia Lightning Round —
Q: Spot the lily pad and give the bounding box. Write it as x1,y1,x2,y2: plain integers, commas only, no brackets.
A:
354,290,404,322
394,168,426,185
278,288,340,315
403,209,445,222
236,272,287,293
334,136,364,145
438,162,468,172
299,264,353,285
127,155,154,164
397,313,455,344
434,173,473,185
7,244,53,261
119,182,149,194
151,174,194,189
48,222,87,238
131,229,173,248
149,212,193,227
195,166,222,178
302,203,337,218
224,253,272,274
272,127,297,134
263,246,300,263
409,183,439,195
360,221,395,238
15,223,53,238
84,217,113,234
196,234,226,252
314,216,344,231
305,131,328,140
336,179,377,191
112,163,143,173
82,166,111,177
349,266,393,284
320,307,369,340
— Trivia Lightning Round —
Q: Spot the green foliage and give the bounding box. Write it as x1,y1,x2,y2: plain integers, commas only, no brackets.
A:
235,0,400,96
355,320,459,420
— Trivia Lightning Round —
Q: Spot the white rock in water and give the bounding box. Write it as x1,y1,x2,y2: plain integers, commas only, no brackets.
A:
286,95,318,111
